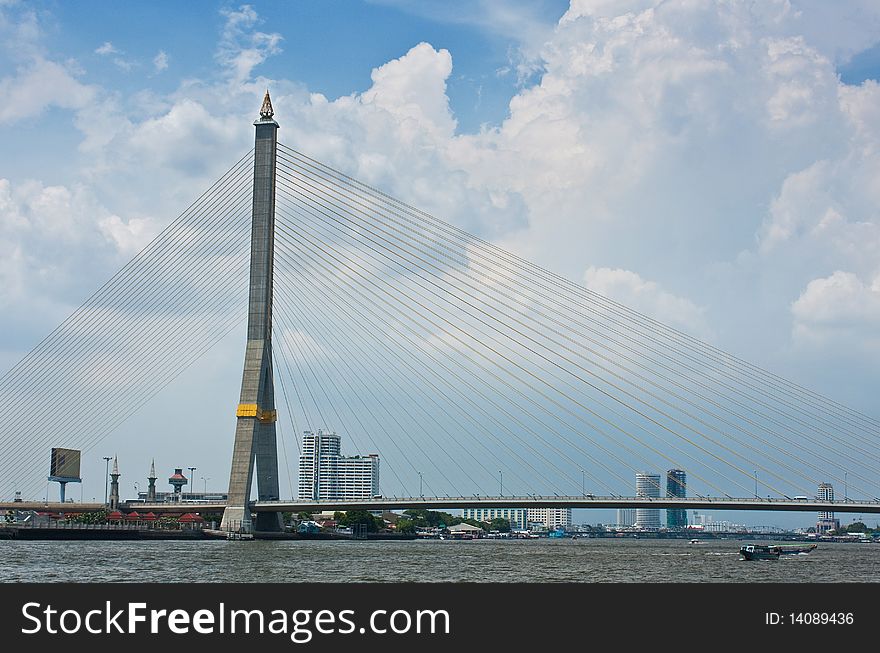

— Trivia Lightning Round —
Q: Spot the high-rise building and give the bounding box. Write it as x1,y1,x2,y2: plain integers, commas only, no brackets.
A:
635,472,661,529
666,469,688,528
462,507,527,529
298,430,379,500
526,508,572,530
816,482,839,534
299,430,341,500
337,455,380,499
616,508,636,528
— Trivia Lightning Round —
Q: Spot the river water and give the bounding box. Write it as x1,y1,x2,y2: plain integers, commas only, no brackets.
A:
1,538,877,583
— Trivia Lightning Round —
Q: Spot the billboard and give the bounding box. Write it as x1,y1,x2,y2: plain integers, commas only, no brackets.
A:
49,448,81,481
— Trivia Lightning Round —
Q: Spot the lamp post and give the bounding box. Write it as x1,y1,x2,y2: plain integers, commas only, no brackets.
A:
499,470,503,497
754,471,758,499
844,471,848,502
418,471,423,498
103,456,112,506
581,469,585,497
201,477,209,497
187,467,196,501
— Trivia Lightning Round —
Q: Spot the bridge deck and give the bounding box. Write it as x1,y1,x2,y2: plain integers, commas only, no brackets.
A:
4,496,878,514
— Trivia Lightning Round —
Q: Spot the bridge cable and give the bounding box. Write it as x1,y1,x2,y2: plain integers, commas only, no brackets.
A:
278,144,880,437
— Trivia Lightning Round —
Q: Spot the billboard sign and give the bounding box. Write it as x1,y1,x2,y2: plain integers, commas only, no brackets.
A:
49,448,82,482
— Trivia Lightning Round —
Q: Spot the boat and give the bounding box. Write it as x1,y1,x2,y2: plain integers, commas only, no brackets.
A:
689,538,701,544
739,544,780,560
775,544,818,555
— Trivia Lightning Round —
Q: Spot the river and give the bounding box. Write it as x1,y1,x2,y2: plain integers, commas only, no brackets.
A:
0,538,877,583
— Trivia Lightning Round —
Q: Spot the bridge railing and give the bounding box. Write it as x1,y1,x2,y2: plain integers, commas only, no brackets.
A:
252,495,875,504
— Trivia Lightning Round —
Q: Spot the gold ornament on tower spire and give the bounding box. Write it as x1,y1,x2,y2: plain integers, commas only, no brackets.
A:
259,89,274,120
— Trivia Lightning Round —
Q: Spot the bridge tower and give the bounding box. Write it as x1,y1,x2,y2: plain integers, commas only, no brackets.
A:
221,92,283,532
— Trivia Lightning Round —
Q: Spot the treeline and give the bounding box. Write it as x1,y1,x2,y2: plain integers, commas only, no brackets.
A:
317,509,511,534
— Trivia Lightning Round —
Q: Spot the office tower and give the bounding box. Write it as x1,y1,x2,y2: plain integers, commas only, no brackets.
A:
635,472,661,529
816,482,839,534
666,469,688,528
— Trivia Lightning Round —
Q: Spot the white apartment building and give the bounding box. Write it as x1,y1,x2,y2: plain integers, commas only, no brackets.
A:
462,507,528,529
616,508,636,527
526,508,572,530
298,430,379,500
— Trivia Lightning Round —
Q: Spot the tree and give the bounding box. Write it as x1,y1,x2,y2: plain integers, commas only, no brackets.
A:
488,517,511,532
71,510,108,525
336,510,383,533
402,509,461,528
395,518,416,534
846,521,868,533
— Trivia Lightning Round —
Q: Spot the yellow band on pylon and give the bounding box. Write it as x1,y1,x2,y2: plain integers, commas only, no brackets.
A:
236,403,277,423
236,403,258,417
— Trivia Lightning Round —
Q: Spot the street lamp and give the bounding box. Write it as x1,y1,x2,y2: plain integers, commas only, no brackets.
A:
754,471,758,499
581,470,585,497
187,467,196,500
201,476,210,496
499,470,503,497
103,456,112,506
418,471,423,498
844,471,848,501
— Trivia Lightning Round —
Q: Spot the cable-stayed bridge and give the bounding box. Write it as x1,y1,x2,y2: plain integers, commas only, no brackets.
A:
3,497,880,515
1,93,878,528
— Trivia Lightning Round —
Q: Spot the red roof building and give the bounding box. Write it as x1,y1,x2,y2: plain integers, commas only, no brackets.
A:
178,513,204,523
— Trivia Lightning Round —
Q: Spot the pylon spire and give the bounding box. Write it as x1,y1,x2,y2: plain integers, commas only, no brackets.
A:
112,455,119,476
259,89,274,120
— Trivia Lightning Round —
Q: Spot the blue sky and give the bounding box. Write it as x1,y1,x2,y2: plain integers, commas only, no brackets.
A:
2,1,880,529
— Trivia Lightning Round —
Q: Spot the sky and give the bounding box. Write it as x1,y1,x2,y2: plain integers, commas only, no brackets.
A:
1,0,880,529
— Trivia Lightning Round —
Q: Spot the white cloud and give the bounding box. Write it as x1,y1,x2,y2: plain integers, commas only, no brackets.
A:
791,271,880,350
153,49,169,73
793,271,880,325
0,57,96,123
216,4,282,84
0,178,121,311
583,266,709,337
98,215,161,255
361,42,456,139
94,41,118,56
112,57,133,72
4,0,880,411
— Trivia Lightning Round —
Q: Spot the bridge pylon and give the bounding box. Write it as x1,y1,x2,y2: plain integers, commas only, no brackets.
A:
221,91,283,532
